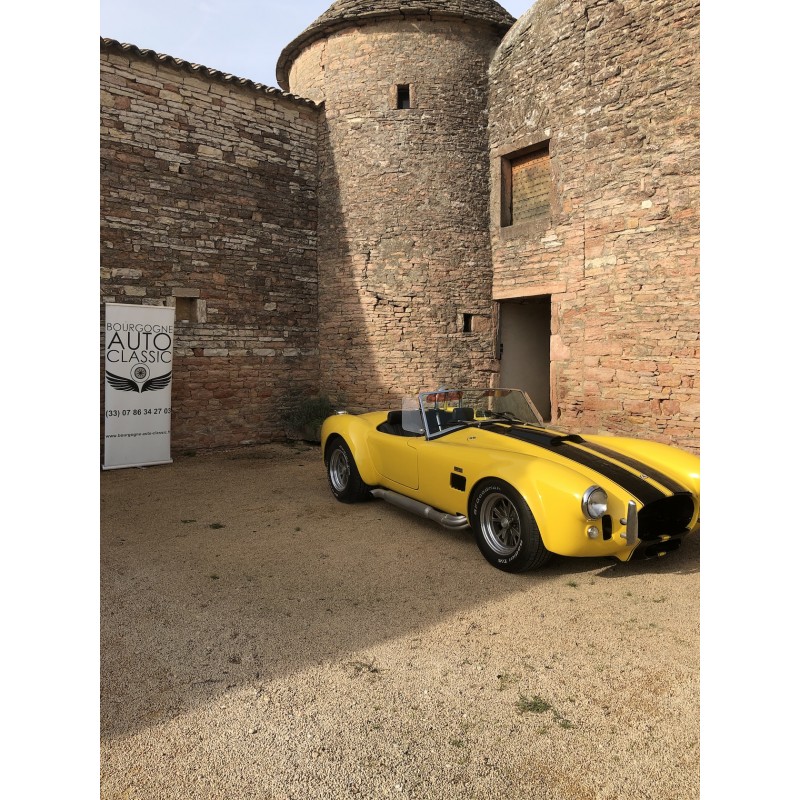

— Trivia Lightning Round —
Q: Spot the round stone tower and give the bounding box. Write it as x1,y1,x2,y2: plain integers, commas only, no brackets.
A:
277,0,515,409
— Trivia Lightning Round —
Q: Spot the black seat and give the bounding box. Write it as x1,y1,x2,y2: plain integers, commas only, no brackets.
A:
424,409,444,434
377,410,423,437
450,407,474,422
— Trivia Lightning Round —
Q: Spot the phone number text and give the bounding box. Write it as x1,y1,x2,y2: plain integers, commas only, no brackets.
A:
105,407,172,418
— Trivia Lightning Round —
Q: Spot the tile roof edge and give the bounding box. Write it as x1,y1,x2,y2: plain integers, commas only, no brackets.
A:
101,37,319,109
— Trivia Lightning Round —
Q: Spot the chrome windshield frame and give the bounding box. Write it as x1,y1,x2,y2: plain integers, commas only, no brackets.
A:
416,388,545,440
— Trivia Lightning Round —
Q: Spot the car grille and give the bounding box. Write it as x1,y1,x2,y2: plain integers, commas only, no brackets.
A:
638,493,695,540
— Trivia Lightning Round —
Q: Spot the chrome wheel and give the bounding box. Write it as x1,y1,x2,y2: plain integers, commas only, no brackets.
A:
479,492,522,556
470,479,551,572
328,446,350,492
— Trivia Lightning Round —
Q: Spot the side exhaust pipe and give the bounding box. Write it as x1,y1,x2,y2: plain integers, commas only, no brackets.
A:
370,488,471,531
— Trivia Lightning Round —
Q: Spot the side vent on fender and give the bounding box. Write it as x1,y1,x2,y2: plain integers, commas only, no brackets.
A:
450,473,467,492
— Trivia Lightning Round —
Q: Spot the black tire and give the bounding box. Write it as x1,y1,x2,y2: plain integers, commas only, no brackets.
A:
469,479,551,573
324,437,371,503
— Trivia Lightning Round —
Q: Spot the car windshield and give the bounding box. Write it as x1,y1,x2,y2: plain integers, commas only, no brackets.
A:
410,388,545,438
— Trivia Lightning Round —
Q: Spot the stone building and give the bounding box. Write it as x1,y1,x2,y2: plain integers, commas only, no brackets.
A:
101,0,699,453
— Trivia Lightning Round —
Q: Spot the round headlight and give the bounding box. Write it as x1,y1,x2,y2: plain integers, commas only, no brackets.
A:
582,486,608,519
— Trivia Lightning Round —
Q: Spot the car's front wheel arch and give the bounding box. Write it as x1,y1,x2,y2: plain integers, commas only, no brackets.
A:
468,477,551,573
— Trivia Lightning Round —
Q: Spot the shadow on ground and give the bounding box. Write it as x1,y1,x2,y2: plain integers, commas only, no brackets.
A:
101,443,699,740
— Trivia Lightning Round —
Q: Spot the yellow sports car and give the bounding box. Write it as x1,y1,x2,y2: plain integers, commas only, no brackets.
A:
321,388,700,573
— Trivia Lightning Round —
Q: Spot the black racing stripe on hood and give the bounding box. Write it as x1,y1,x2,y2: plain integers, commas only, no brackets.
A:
485,425,668,505
578,441,688,495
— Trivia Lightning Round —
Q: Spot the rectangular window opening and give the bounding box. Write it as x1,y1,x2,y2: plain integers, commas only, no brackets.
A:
462,313,474,333
396,84,411,109
175,296,198,323
501,142,551,228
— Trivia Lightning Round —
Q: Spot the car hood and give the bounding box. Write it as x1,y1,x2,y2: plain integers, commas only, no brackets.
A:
480,422,693,503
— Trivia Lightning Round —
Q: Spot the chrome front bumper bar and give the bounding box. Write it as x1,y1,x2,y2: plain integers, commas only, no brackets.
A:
622,500,639,545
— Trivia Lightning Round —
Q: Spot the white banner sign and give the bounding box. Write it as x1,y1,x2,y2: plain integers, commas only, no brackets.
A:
103,303,176,469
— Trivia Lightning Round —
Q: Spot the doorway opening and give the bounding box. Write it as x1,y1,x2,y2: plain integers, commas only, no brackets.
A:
498,295,551,421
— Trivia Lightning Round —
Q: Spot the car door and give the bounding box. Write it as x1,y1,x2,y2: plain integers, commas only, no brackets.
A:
414,435,471,514
368,434,420,490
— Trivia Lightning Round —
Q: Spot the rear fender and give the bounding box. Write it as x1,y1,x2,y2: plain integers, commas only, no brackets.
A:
321,414,381,486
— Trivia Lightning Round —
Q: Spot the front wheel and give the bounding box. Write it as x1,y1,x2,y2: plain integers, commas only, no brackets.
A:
324,437,371,503
469,479,551,573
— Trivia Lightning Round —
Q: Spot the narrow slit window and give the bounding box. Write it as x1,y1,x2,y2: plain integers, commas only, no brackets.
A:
396,84,411,109
462,313,474,333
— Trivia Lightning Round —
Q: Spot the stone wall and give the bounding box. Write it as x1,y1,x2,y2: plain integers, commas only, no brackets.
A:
100,0,700,453
100,40,320,451
488,0,700,451
287,17,507,410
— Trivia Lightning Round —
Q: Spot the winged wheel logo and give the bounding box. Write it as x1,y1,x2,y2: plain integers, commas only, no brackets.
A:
106,370,172,393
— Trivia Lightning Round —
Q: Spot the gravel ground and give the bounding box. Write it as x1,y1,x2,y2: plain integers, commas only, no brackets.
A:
101,442,700,800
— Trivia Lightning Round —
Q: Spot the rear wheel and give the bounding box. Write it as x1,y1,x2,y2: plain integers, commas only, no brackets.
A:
324,438,371,503
469,479,551,572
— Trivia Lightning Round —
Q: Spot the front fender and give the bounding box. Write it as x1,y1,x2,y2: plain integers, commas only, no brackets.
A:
469,456,607,557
